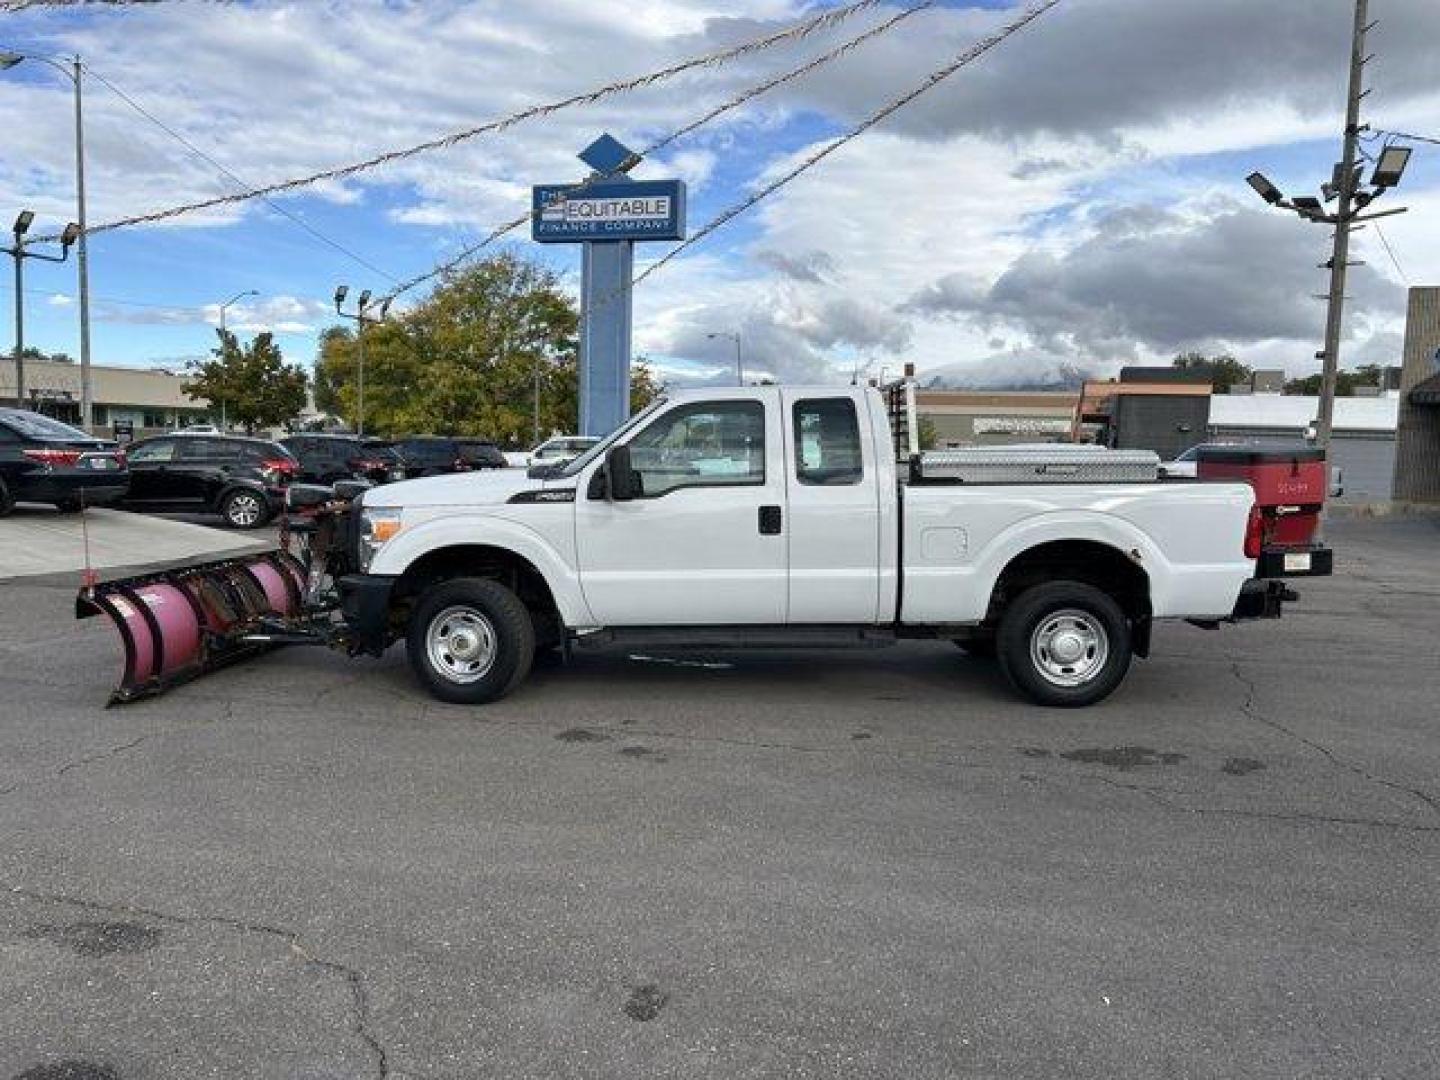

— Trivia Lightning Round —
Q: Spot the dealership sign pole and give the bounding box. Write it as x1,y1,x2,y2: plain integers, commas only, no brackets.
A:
533,134,686,437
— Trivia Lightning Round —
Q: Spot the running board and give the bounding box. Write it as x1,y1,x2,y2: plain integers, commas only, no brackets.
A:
572,625,898,651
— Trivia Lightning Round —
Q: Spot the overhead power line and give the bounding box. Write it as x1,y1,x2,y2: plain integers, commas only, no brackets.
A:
63,0,886,239
1365,127,1440,147
379,0,939,303
80,63,400,282
633,0,1064,289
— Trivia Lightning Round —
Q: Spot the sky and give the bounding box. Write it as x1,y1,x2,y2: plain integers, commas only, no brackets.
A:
1,0,1439,391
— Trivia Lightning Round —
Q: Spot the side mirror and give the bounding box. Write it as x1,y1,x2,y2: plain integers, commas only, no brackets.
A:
605,444,639,501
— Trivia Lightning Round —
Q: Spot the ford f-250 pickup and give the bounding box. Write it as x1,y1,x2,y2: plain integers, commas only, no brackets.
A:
316,383,1288,708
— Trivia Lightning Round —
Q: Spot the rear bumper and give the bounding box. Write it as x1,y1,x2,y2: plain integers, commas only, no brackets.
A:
337,573,396,656
16,473,129,505
1257,544,1333,578
1231,578,1298,621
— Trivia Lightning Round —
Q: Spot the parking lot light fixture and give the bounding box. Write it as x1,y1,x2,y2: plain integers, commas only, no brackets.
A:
1246,172,1285,205
334,284,348,312
707,330,743,386
1370,145,1411,188
13,210,33,237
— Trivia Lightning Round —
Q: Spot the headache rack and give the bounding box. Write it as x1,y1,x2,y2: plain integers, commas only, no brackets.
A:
882,375,1160,484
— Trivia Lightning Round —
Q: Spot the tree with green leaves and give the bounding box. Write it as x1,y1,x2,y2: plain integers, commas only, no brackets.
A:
1283,363,1383,397
1172,351,1252,392
185,330,309,434
315,252,661,446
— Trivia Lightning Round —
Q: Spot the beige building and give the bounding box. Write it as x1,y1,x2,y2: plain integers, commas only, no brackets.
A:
1393,286,1440,503
915,389,1080,447
0,356,212,434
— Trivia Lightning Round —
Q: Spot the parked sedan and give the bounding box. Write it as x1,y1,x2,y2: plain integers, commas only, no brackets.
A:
118,433,298,528
282,433,407,485
0,408,129,516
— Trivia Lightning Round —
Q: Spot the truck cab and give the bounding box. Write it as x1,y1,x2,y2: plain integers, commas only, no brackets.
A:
340,385,1277,709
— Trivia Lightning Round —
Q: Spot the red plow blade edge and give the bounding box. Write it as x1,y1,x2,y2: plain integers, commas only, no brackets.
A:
76,551,309,705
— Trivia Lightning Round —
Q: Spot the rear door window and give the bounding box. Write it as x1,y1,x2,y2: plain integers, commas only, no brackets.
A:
128,439,176,464
793,398,864,486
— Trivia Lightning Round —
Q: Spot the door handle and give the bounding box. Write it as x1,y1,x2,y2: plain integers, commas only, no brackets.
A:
758,505,782,535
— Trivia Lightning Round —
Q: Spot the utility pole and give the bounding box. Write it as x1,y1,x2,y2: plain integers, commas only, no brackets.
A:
72,55,93,433
334,286,389,435
1246,0,1411,453
1315,0,1368,449
4,212,80,409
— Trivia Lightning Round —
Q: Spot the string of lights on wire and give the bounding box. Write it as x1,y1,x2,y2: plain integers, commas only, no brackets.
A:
378,0,940,304
52,0,886,241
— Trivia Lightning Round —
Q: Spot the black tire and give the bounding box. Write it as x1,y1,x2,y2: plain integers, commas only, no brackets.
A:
407,577,535,705
55,497,82,514
220,488,270,529
954,634,996,659
0,476,13,518
995,581,1132,708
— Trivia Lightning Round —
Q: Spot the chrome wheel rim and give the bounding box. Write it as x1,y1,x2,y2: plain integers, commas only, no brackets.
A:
228,493,262,526
1030,608,1108,688
426,606,497,684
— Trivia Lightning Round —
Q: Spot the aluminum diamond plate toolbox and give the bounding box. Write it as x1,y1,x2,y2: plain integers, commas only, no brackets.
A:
917,446,1160,483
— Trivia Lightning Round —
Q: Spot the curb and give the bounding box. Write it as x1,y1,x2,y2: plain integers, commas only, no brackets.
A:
1328,500,1440,519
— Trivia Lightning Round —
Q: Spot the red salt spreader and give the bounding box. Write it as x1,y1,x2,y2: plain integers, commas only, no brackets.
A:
1197,444,1334,578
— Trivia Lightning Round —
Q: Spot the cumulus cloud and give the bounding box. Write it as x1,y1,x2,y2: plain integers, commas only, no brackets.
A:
907,200,1405,366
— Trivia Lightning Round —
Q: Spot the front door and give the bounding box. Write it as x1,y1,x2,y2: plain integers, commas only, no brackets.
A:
575,396,788,625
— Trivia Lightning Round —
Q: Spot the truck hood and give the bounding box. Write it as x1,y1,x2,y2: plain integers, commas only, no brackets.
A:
360,469,537,509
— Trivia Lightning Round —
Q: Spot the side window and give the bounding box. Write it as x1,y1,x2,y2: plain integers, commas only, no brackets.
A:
128,440,176,464
0,423,19,443
793,398,863,486
627,401,765,498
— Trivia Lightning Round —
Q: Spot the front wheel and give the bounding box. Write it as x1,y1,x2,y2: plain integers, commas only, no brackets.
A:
996,581,1132,707
407,577,535,705
220,488,269,529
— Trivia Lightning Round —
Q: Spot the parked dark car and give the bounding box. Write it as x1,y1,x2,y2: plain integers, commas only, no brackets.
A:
282,433,407,486
118,433,298,528
391,436,467,479
455,438,508,470
0,407,129,516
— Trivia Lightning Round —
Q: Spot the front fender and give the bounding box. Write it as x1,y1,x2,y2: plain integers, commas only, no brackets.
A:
368,512,595,627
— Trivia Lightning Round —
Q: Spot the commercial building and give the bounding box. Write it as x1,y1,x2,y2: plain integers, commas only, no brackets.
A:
1393,286,1440,503
0,356,212,434
1075,368,1213,458
915,389,1079,447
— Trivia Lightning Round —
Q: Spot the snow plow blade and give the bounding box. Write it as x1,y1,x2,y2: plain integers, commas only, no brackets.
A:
76,551,311,706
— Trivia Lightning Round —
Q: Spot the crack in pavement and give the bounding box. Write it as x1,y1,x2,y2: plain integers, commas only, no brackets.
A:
1230,661,1440,821
4,883,389,1079
54,735,151,777
1060,772,1440,835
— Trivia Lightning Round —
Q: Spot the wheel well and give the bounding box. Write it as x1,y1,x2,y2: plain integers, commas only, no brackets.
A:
393,544,561,640
987,540,1151,626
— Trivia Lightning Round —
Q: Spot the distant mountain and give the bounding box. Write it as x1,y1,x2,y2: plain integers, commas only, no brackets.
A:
918,360,1097,391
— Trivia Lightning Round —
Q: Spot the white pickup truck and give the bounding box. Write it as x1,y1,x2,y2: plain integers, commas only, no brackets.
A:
337,384,1287,708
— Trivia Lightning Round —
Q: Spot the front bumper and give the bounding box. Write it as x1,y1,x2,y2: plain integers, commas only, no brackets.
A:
1231,578,1298,621
337,573,397,656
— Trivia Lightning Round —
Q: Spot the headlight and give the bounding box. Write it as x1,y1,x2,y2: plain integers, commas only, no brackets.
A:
358,509,403,573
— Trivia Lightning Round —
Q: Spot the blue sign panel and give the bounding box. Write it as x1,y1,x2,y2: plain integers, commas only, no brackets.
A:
532,179,686,243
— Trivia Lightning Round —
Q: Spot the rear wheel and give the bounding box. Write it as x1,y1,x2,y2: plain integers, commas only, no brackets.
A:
996,581,1132,707
55,497,82,513
408,577,535,705
221,488,268,529
0,476,13,518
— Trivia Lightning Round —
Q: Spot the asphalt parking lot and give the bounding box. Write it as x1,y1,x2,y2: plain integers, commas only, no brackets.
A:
1,515,1437,1079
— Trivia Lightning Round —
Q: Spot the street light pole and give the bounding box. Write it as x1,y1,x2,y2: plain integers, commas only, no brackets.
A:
334,286,387,435
1314,0,1367,449
4,212,79,410
1245,0,1410,453
707,331,743,386
215,290,258,430
0,52,93,428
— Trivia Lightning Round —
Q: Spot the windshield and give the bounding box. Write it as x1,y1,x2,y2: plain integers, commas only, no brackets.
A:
557,398,668,478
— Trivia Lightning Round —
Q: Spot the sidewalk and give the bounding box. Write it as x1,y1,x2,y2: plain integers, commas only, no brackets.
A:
0,506,269,582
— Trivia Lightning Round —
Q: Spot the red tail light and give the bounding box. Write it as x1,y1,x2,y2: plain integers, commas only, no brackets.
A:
23,448,83,468
261,458,298,475
354,458,388,472
1243,505,1265,559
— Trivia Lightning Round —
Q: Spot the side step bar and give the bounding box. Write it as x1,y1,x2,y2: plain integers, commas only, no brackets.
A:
572,625,898,651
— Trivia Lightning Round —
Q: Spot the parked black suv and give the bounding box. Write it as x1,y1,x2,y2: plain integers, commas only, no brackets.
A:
118,433,298,528
282,433,406,486
0,408,128,516
455,438,507,470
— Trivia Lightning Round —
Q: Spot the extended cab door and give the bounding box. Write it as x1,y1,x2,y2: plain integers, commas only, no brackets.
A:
782,391,883,623
574,394,788,625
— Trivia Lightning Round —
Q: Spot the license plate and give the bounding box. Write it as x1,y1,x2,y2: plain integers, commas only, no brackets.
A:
1283,552,1312,572
87,457,117,471
389,470,404,481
